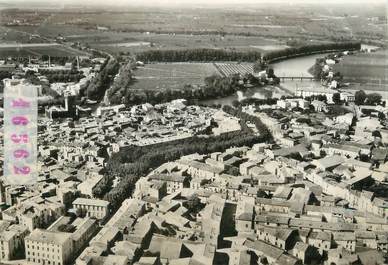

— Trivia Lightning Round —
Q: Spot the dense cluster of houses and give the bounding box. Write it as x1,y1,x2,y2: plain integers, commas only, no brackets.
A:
77,134,388,265
0,59,388,264
0,88,244,264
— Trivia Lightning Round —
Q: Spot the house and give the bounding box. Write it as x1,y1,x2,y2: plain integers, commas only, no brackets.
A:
312,155,345,171
0,224,28,261
326,248,359,265
256,225,297,250
25,229,74,265
295,87,335,104
291,242,318,264
72,198,110,220
355,231,377,249
148,173,190,194
307,231,332,254
340,91,355,102
311,100,328,112
322,143,362,159
333,232,356,253
177,160,224,181
244,239,301,265
77,174,107,198
235,196,255,233
200,195,225,247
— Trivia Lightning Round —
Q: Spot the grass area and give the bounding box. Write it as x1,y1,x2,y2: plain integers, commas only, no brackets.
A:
334,50,388,85
11,24,292,55
0,43,90,58
131,63,219,91
2,4,386,45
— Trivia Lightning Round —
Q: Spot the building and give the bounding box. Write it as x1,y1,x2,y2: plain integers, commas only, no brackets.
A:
72,198,110,220
235,197,255,233
333,232,356,253
25,229,74,265
148,173,190,194
46,95,78,119
77,175,107,198
0,224,28,261
295,87,335,104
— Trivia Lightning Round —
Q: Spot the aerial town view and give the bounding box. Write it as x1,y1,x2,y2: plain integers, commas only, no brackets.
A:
0,0,387,264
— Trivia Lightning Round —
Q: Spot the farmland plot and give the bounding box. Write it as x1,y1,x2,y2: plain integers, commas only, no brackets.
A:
131,63,220,91
215,63,254,77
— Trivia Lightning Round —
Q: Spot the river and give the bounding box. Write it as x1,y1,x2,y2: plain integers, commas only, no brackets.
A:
200,53,328,106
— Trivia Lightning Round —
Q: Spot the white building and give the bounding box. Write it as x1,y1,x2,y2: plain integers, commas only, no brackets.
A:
72,198,109,220
25,229,74,265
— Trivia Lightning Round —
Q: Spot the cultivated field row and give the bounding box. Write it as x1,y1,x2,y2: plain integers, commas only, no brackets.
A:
214,63,254,77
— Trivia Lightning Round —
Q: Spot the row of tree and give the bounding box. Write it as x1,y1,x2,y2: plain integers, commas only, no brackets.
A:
83,57,120,100
355,90,383,105
222,105,272,141
105,61,135,104
262,41,361,62
136,49,262,63
108,73,243,105
44,73,84,83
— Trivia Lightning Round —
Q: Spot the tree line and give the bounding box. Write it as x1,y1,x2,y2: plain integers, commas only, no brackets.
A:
222,105,273,141
40,71,84,83
108,73,243,105
83,57,120,100
262,41,361,63
355,90,383,106
105,60,135,104
136,49,262,63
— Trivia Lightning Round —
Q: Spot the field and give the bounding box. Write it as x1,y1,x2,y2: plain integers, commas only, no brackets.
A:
2,3,385,57
131,63,219,91
9,23,294,55
333,50,388,86
215,63,253,77
0,43,90,58
0,26,90,58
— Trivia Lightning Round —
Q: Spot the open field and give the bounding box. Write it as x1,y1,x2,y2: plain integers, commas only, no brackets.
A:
6,4,382,42
131,63,219,91
333,50,388,85
1,3,385,56
0,43,90,58
215,63,253,77
0,26,48,43
9,24,294,55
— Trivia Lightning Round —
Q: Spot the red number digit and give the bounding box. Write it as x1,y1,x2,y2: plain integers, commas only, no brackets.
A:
12,116,28,126
14,149,29,159
11,134,28,143
11,98,30,108
13,166,30,175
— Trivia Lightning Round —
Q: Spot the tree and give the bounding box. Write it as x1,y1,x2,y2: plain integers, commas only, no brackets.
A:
355,90,367,105
378,112,386,121
366,93,382,105
185,194,204,214
267,68,275,78
332,93,341,104
372,130,382,139
253,59,267,73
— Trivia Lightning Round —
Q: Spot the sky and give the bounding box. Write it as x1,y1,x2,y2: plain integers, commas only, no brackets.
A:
0,0,385,6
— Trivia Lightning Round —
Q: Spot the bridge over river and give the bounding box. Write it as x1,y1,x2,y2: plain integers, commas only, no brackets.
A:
277,76,315,82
